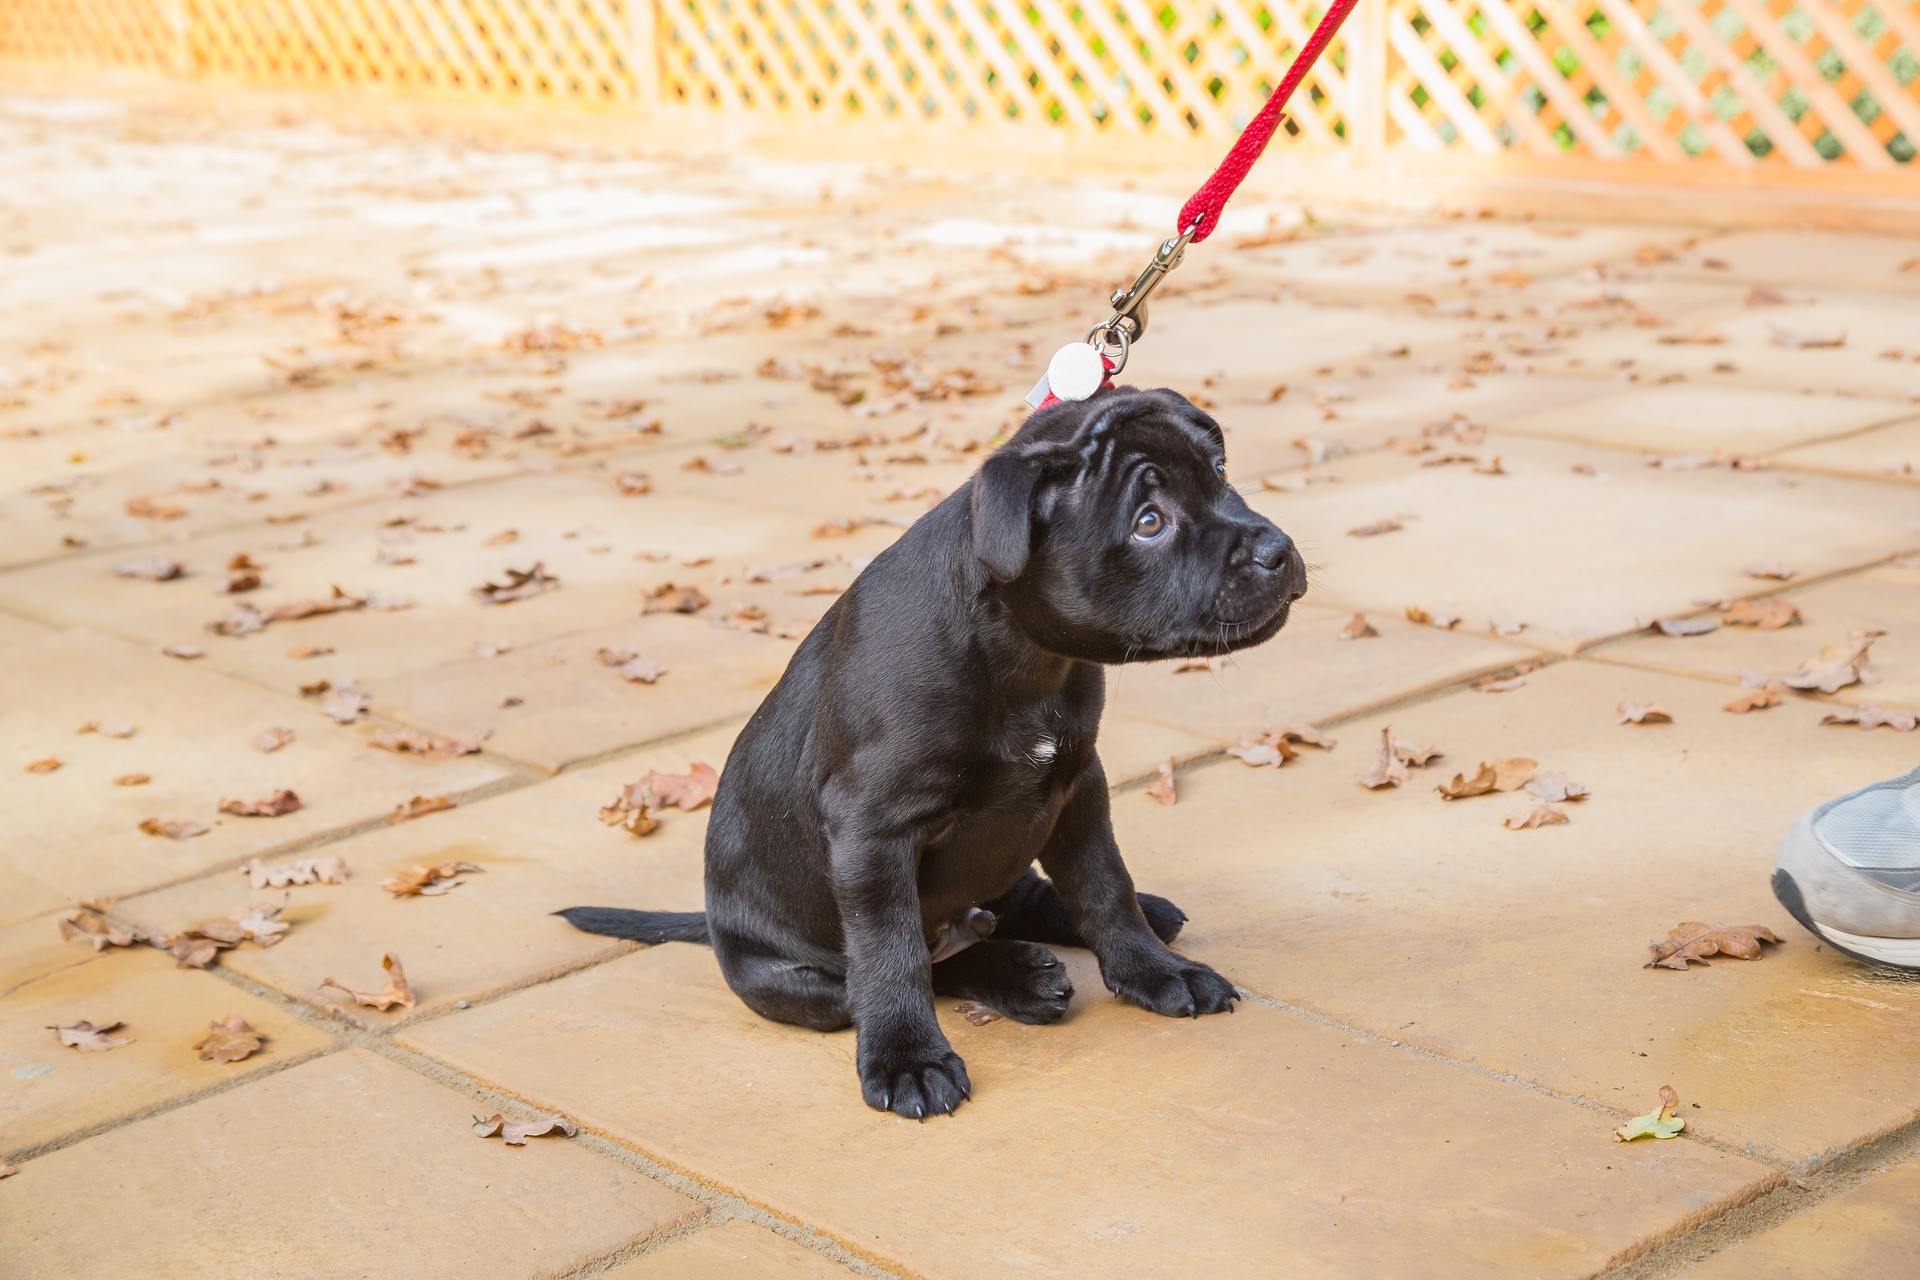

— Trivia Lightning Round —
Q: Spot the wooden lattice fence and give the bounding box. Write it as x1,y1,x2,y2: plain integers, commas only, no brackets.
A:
2,0,1916,178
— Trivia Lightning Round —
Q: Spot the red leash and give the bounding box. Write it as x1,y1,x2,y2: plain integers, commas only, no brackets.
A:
1025,0,1361,409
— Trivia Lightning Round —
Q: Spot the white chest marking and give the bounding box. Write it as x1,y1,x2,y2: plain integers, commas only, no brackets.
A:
1028,735,1058,766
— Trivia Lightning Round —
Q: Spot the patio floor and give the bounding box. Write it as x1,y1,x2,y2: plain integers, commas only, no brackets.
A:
2,84,1918,1279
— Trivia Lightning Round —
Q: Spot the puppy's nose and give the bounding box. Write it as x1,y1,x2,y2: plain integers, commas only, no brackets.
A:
1251,528,1294,572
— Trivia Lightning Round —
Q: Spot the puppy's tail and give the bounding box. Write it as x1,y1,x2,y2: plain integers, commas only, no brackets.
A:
554,907,710,946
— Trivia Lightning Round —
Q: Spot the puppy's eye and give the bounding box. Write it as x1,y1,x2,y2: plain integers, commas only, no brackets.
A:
1132,506,1166,541
1214,459,1226,478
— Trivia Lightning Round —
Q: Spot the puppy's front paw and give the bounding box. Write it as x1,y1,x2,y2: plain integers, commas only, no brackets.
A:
858,1038,972,1119
1106,953,1240,1018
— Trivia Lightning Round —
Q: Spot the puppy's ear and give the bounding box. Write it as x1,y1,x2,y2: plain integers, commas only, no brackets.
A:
972,448,1042,582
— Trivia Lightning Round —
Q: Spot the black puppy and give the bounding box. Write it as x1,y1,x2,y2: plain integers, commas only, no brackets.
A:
562,387,1306,1118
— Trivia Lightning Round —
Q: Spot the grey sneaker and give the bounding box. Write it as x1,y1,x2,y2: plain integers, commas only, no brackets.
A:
1772,764,1920,970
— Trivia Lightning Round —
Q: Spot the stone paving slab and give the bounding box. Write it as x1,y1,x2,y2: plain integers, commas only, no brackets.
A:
1773,415,1920,484
604,1220,855,1279
1,628,514,900
368,613,792,773
115,727,730,1028
1107,602,1533,744
1489,385,1915,458
1663,230,1920,295
2,1049,706,1279
400,944,1777,1280
0,911,334,1154
1682,1156,1920,1280
1110,660,1920,1169
1246,434,1920,652
1598,561,1920,712
0,471,827,690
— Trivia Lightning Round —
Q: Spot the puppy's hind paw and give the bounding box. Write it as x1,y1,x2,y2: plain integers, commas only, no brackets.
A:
1109,956,1240,1019
1137,892,1187,944
859,1046,972,1120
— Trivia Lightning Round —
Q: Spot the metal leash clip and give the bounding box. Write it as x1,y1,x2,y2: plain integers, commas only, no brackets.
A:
1085,224,1197,376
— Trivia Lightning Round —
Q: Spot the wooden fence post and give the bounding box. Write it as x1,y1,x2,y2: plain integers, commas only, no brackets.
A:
1346,0,1389,166
628,0,660,111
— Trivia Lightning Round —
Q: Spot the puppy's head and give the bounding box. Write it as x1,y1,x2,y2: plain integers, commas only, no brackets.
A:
970,387,1307,663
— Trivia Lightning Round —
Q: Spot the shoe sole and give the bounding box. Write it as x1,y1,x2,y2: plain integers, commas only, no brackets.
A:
1773,869,1920,972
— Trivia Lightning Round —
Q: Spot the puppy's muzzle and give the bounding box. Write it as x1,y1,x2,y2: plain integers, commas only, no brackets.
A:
1249,527,1308,602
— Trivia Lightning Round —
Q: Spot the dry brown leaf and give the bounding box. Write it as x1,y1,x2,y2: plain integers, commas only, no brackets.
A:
1229,740,1297,768
228,903,289,947
25,756,61,773
389,795,454,824
599,787,658,835
1741,561,1796,581
381,861,483,897
368,727,490,760
472,1112,578,1145
59,911,136,951
161,643,204,660
1171,655,1224,674
616,657,668,684
1437,757,1536,799
114,773,150,786
1723,678,1785,714
1721,597,1801,630
115,555,185,581
49,1019,132,1052
218,789,302,818
1404,606,1460,630
320,952,416,1010
1504,799,1570,830
1646,922,1781,970
614,471,651,496
1272,726,1336,751
1523,771,1589,803
252,726,295,753
1617,700,1673,725
1768,324,1845,350
1783,630,1882,695
1393,739,1442,767
1656,322,1725,346
474,563,559,605
954,1001,1002,1026
0,1159,15,1178
193,1014,264,1064
1145,760,1177,806
79,717,136,738
319,684,371,724
645,764,721,811
1348,518,1403,538
641,583,709,615
139,817,210,840
1820,703,1917,732
1359,727,1409,790
1744,286,1789,307
1338,613,1378,640
1654,615,1719,637
241,855,347,889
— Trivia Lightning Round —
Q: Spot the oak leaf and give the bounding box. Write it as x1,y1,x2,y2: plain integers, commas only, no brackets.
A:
1171,656,1223,674
954,1001,1002,1026
1654,615,1718,637
1394,739,1443,767
1523,772,1589,803
139,817,210,840
1338,613,1377,640
1359,727,1409,790
472,1113,578,1145
1722,597,1800,630
1645,922,1781,970
1504,800,1569,829
641,583,709,615
252,726,295,753
242,855,346,889
1741,561,1795,581
1783,630,1881,695
368,727,490,760
59,911,137,951
388,795,454,824
1820,704,1916,732
218,789,302,818
80,717,136,738
320,952,416,1010
194,1014,264,1064
599,785,658,836
1723,677,1785,714
1145,760,1177,806
1437,757,1536,799
1348,518,1403,538
474,563,559,605
319,684,371,724
616,657,668,684
25,757,60,773
49,1020,131,1052
381,861,483,897
230,904,289,946
1617,700,1673,725
114,773,150,786
115,556,185,581
1614,1086,1685,1141
1229,740,1297,768
645,764,720,811
1404,607,1460,630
